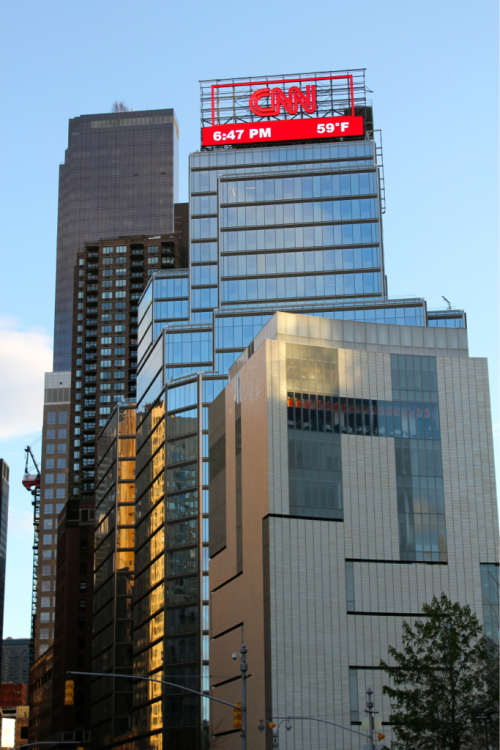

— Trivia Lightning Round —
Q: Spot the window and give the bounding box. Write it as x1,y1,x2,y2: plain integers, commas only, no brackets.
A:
57,444,66,454
114,371,125,379
46,443,55,454
47,412,56,425
43,519,53,529
45,474,54,485
44,504,53,513
56,489,65,499
102,246,114,254
57,458,66,469
79,581,87,592
46,429,55,439
79,599,86,610
56,474,65,484
45,459,54,470
115,347,125,355
148,246,158,253
147,257,158,265
43,534,52,545
42,550,52,560
114,383,125,391
58,430,67,440
56,503,64,513
58,412,67,424
116,245,127,253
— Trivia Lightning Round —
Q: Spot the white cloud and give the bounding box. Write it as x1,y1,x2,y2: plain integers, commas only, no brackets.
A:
0,317,52,439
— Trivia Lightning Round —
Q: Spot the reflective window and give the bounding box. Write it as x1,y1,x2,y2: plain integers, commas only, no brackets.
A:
221,222,379,252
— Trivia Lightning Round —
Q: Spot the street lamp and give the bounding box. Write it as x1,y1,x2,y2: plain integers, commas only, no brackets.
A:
258,718,292,747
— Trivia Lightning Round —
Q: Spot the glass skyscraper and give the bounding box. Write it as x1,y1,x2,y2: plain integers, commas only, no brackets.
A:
131,70,466,749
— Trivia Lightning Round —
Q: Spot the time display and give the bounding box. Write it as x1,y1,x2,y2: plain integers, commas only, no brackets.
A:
202,115,364,147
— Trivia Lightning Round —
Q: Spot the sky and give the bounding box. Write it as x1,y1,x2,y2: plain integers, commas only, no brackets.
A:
0,0,498,639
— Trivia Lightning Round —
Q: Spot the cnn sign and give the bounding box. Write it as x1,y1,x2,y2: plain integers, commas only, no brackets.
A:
202,74,364,147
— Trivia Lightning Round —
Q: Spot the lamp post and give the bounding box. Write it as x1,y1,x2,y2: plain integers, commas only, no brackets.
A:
365,687,375,750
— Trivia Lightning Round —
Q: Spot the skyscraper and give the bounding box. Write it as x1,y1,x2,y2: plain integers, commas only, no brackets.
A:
130,70,468,749
53,108,179,372
1,639,30,686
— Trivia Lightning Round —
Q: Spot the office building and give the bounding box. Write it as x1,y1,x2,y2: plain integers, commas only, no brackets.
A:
131,69,467,749
1,638,30,686
28,646,53,745
0,461,8,675
207,311,499,749
35,376,71,661
92,403,136,749
50,499,95,747
0,688,29,749
54,107,179,372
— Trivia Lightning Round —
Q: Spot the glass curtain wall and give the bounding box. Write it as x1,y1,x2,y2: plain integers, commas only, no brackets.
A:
92,404,136,748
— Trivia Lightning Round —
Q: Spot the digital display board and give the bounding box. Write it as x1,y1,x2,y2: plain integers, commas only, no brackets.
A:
201,74,365,148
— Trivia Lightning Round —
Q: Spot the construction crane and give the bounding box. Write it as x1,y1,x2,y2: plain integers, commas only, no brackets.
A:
22,445,41,667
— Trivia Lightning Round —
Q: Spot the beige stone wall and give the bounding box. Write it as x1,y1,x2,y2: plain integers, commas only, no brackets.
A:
210,324,499,750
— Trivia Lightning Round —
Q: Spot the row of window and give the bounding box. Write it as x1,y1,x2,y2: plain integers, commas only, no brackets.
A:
222,271,382,303
103,246,127,254
155,277,190,299
221,172,378,205
45,459,66,469
46,428,67,439
165,332,213,365
221,222,380,252
191,141,374,171
220,246,380,278
192,288,218,310
45,443,67,454
220,198,378,229
154,299,189,321
287,394,441,440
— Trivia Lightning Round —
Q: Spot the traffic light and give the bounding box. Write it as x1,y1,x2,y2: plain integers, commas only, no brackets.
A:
64,679,75,705
269,722,276,729
377,733,385,741
233,701,242,729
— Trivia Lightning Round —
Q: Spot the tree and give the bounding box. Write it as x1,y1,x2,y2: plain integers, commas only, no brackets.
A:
112,101,129,112
380,593,499,750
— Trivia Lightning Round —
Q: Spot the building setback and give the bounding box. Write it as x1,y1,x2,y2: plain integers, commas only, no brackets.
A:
53,108,179,372
207,312,499,749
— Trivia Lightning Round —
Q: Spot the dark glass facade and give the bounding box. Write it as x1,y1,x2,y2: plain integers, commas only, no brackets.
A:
92,404,136,749
54,109,179,372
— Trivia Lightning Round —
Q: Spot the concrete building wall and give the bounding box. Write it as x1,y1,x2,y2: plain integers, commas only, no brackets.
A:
209,315,498,750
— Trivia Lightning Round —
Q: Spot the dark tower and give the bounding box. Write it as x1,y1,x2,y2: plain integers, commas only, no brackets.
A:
53,108,179,372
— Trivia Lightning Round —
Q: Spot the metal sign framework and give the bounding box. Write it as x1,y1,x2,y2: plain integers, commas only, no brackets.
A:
200,69,369,129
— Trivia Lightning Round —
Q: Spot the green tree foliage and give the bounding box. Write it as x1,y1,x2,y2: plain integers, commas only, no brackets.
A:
380,593,498,750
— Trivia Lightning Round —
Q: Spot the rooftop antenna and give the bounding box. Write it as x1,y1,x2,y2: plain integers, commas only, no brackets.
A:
442,296,452,309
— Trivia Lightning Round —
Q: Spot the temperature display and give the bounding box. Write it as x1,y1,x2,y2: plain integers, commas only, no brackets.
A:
202,115,364,147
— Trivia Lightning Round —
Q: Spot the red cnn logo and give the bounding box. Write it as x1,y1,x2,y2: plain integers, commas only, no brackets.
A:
249,85,316,117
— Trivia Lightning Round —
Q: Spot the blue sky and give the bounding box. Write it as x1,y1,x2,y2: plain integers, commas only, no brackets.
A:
0,0,498,638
